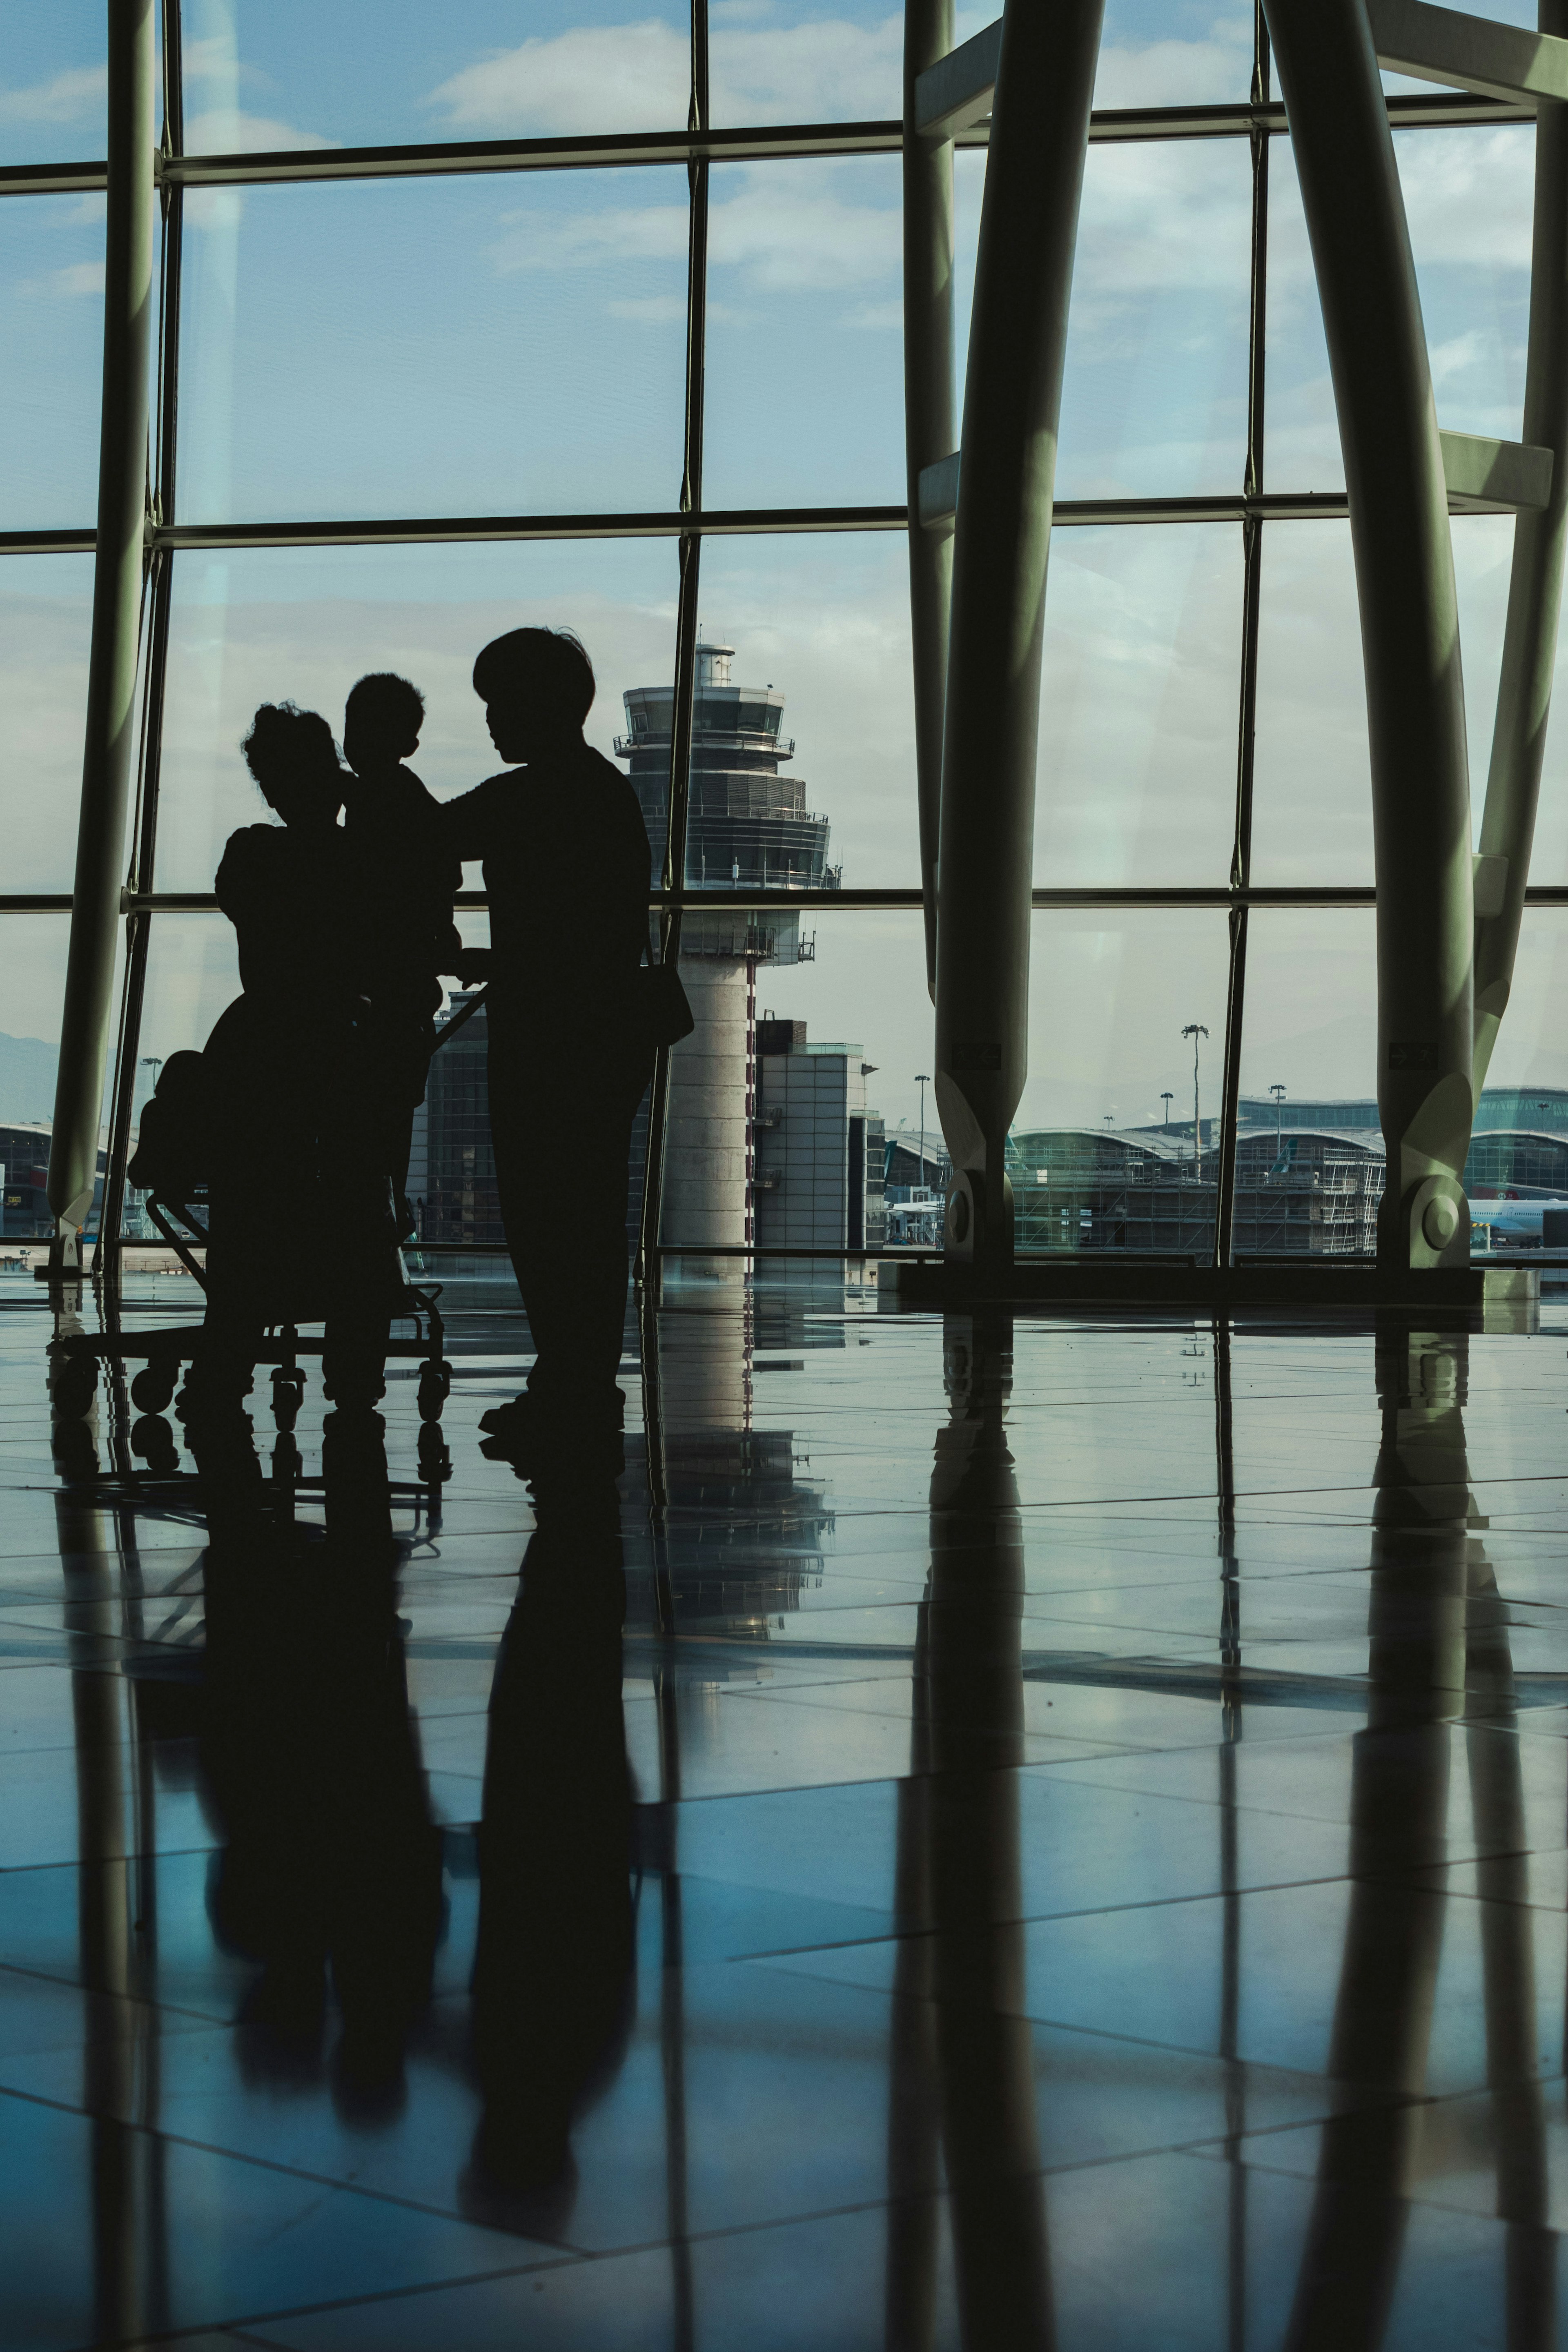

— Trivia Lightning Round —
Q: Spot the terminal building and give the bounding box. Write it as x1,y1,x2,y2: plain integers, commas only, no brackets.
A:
1010,1093,1568,1256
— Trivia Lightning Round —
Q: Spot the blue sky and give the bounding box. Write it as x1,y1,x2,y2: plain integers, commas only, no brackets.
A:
5,2,1568,1136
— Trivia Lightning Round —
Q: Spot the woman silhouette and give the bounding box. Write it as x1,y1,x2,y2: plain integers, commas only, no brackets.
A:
184,703,393,1421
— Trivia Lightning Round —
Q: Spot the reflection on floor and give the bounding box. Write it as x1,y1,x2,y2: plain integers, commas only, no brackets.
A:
7,1271,1568,2347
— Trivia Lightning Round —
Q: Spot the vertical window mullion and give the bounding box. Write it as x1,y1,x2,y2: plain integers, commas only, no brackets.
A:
637,0,710,1287
100,0,185,1288
1214,6,1271,1273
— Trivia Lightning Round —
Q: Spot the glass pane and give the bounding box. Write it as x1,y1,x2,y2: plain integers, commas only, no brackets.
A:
0,195,105,529
180,0,690,152
176,169,688,524
710,0,899,127
1254,516,1519,886
1251,520,1370,884
1095,0,1254,105
1397,122,1531,446
0,911,125,1247
1235,908,1379,1254
0,915,69,1245
1468,919,1568,1253
1235,911,1381,1255
0,554,94,889
702,156,903,509
154,537,679,893
131,910,240,1073
0,4,106,167
1265,140,1340,493
659,909,925,1270
1017,911,1229,1256
1036,522,1239,884
1269,124,1532,486
957,140,1252,501
623,534,918,897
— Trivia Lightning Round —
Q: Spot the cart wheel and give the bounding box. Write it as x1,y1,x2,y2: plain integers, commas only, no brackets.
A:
416,1361,451,1424
131,1414,180,1476
417,1422,451,1483
52,1356,98,1419
271,1366,305,1433
131,1359,178,1414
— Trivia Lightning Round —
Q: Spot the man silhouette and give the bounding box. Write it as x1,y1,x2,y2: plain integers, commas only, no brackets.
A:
341,673,463,1222
438,629,651,1461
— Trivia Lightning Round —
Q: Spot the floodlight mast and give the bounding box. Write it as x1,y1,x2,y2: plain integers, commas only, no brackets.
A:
1182,1025,1210,1169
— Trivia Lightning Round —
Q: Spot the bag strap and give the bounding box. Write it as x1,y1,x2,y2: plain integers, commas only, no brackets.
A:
429,984,490,1058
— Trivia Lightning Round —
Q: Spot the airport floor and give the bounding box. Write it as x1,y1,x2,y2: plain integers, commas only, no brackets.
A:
6,1270,1568,2348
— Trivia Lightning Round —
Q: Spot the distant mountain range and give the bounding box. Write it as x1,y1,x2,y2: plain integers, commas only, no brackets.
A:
0,1033,58,1126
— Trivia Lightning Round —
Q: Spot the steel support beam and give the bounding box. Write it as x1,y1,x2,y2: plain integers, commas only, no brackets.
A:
1265,0,1474,1272
45,0,154,1266
1439,428,1553,512
1368,0,1568,104
914,16,1001,136
920,434,1550,527
934,0,1104,1281
1475,0,1568,1098
905,0,957,998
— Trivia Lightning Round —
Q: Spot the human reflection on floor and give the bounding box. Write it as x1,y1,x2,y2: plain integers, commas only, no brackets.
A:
463,1463,634,2228
1282,1319,1555,2351
190,1412,635,2217
192,1411,443,2118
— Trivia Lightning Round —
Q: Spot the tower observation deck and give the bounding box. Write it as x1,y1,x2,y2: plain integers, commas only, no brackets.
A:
618,639,838,963
617,639,840,1263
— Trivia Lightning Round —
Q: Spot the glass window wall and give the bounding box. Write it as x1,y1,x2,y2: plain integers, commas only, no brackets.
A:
7,8,1552,1274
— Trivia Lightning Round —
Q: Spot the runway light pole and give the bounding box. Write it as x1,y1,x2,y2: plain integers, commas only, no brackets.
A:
915,1073,930,1189
1270,1082,1286,1153
1181,1025,1209,1171
1160,1091,1173,1132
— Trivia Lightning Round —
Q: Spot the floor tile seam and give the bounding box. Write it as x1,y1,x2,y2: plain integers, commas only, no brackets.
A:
0,1954,229,2025
83,2169,1127,2349
1013,1764,1547,1847
76,2245,593,2352
727,1864,1365,1962
0,2074,593,2247
628,1736,1242,1812
0,1834,220,1877
1182,2136,1568,2232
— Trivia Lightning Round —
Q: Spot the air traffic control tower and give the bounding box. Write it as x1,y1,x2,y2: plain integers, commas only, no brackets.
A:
617,639,838,1255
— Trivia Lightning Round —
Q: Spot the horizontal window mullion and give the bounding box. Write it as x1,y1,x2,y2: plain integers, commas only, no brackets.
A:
0,91,1527,202
13,490,1542,559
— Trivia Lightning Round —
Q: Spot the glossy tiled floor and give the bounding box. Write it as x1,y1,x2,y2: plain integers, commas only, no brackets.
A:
7,1272,1568,2347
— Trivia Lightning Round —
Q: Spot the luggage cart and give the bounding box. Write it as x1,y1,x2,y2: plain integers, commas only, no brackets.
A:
47,988,491,1486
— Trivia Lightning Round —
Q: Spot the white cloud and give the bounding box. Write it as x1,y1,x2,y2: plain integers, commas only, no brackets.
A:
1093,31,1252,109
432,21,690,136
182,107,336,154
1395,124,1532,272
493,165,898,296
844,298,902,330
429,13,903,135
22,261,106,299
0,63,105,125
181,36,272,90
606,293,690,321
1428,329,1487,384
